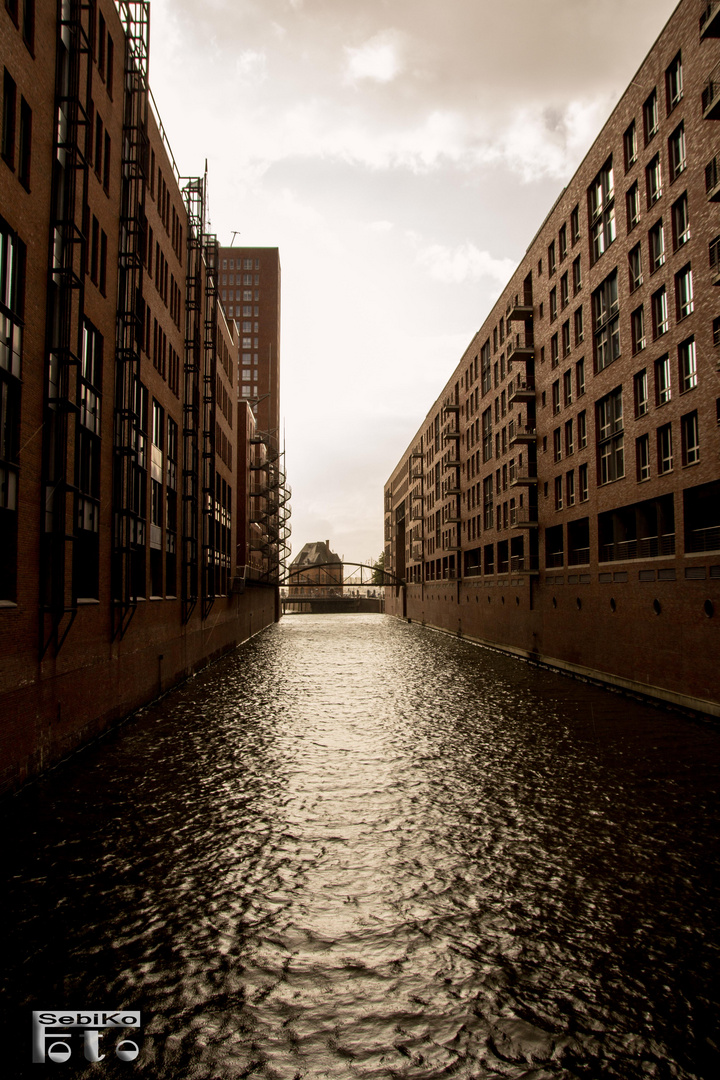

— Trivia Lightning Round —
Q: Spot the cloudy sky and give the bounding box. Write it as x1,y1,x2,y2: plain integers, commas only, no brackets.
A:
147,0,678,565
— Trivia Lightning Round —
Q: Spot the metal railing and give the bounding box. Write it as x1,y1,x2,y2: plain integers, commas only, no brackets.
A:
702,61,720,116
599,534,675,562
686,526,720,553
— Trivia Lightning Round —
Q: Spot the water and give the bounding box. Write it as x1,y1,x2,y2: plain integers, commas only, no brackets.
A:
2,614,720,1078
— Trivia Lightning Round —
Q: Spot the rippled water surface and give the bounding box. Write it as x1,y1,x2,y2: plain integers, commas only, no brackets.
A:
3,614,720,1078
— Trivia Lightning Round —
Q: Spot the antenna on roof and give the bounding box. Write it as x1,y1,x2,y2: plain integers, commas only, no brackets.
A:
231,231,241,246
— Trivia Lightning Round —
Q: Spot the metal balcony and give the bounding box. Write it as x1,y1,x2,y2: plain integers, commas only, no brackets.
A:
442,401,460,414
711,237,720,286
509,377,536,404
706,156,720,200
507,293,534,321
702,61,720,119
443,426,461,441
700,2,720,39
506,331,535,361
510,468,538,487
514,510,539,529
509,422,537,446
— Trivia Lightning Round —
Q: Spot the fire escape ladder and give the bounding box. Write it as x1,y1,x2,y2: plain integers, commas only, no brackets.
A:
39,0,96,658
180,177,204,625
201,233,218,620
111,0,149,641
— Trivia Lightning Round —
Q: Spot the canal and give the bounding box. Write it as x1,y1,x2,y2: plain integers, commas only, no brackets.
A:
2,614,720,1079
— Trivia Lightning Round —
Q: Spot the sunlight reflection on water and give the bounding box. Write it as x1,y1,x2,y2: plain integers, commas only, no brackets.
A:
3,614,720,1078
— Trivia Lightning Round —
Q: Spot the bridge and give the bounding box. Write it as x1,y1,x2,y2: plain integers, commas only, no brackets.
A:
279,561,403,614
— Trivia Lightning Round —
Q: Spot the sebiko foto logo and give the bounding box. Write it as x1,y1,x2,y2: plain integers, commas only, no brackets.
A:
32,1011,141,1064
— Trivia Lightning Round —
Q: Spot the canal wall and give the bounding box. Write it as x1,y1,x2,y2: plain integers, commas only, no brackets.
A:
386,578,720,719
0,586,277,797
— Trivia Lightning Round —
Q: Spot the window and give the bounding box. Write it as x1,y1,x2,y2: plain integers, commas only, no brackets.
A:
681,411,699,465
592,269,620,372
103,131,110,192
678,337,697,392
629,243,643,292
565,418,574,456
562,320,571,357
566,470,575,507
657,423,673,474
483,476,494,530
634,370,648,417
666,52,683,113
668,123,686,182
560,272,569,309
94,110,103,176
597,387,624,484
631,306,646,354
589,159,615,263
647,155,662,207
576,357,586,398
553,427,562,462
554,475,563,510
98,11,106,76
563,370,573,408
2,69,17,168
624,121,638,170
552,380,560,415
572,255,582,295
559,225,567,261
643,89,659,144
18,96,30,189
570,204,580,245
578,410,587,449
551,333,559,367
579,462,589,502
107,35,114,98
626,182,640,230
22,0,35,53
481,340,492,395
656,354,671,405
550,287,557,321
636,434,650,481
0,217,24,600
671,192,690,250
652,286,668,338
574,306,584,346
649,220,665,272
675,264,693,319
481,406,492,462
548,240,556,275
74,320,103,599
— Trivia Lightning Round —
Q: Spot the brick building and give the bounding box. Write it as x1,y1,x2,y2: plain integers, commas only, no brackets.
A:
216,245,290,585
0,0,282,795
288,541,344,598
384,0,720,717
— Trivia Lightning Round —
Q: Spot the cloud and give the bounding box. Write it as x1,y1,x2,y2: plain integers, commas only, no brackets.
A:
235,49,267,82
344,33,402,85
412,240,517,286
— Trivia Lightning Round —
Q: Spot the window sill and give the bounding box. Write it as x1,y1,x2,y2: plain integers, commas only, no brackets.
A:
0,600,18,609
76,598,99,605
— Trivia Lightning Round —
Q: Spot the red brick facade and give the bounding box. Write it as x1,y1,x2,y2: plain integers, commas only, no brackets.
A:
385,0,720,716
0,1,280,795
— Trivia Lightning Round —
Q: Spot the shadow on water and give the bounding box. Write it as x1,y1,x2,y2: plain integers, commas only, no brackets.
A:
2,614,719,1078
